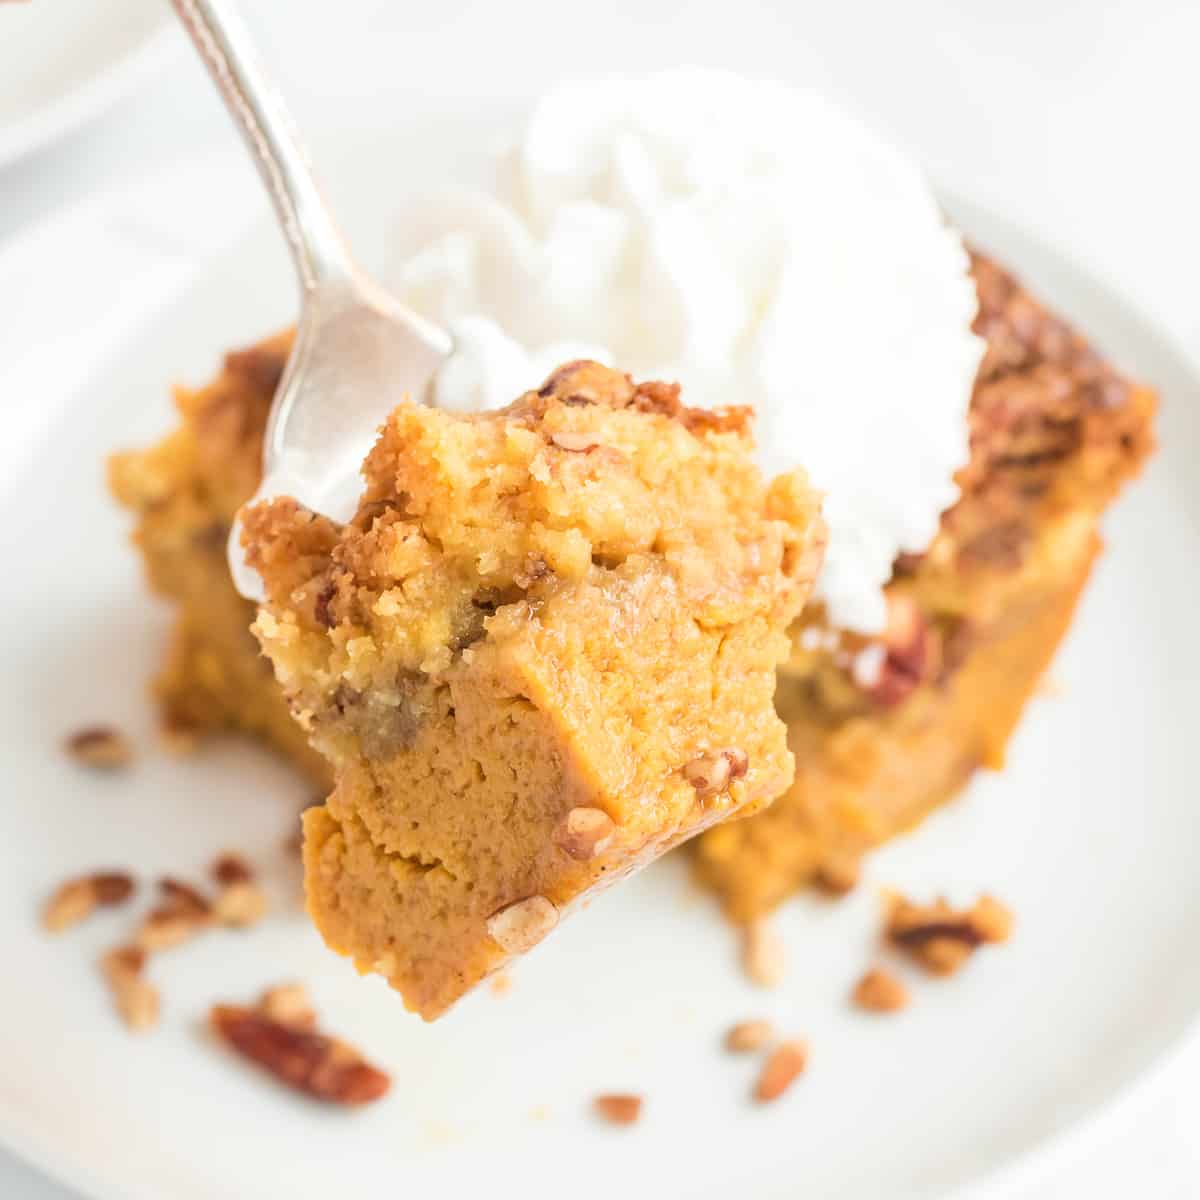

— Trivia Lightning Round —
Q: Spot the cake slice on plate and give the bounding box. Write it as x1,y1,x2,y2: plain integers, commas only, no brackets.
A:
693,252,1156,920
108,333,328,784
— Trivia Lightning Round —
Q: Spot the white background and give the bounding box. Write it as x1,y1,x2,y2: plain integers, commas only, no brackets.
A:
1,1,1198,1195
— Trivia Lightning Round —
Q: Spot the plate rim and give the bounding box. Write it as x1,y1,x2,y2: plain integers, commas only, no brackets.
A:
0,17,179,170
941,187,1200,1200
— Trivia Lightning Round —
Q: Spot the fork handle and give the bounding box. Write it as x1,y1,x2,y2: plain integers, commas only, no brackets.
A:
171,0,352,291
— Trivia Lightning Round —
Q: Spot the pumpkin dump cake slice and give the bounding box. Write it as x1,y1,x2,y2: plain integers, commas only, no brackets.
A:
110,251,1155,944
240,361,825,1019
693,252,1156,922
108,333,329,783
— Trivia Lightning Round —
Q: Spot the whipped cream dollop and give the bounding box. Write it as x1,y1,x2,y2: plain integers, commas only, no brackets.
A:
388,70,984,632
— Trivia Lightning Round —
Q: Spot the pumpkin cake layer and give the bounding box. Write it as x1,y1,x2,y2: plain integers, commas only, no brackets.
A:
241,362,824,1017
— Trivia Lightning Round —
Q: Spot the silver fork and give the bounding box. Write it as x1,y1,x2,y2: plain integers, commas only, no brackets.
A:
169,0,452,597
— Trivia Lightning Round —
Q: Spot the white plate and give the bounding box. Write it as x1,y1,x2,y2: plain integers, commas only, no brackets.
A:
0,0,175,168
0,126,1196,1200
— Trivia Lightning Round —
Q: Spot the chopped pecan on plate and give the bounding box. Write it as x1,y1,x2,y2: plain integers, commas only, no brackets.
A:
885,892,1014,976
593,1093,643,1126
100,945,159,1032
42,871,135,932
64,726,134,769
210,990,390,1107
753,1040,808,1103
852,966,910,1013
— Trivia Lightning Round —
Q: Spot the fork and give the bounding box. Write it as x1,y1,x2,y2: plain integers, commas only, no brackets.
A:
169,0,453,597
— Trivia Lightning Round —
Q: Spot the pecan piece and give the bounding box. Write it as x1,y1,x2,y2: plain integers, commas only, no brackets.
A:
211,852,254,887
885,892,1014,976
754,1040,808,1103
202,854,268,927
852,967,909,1013
100,945,159,1032
593,1093,643,1126
550,430,603,452
136,904,212,952
135,876,214,950
683,747,749,798
861,593,931,709
65,726,133,769
42,871,135,932
555,807,615,860
487,895,559,954
536,360,598,397
740,917,786,988
214,881,269,928
210,1004,390,1106
724,1019,774,1053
